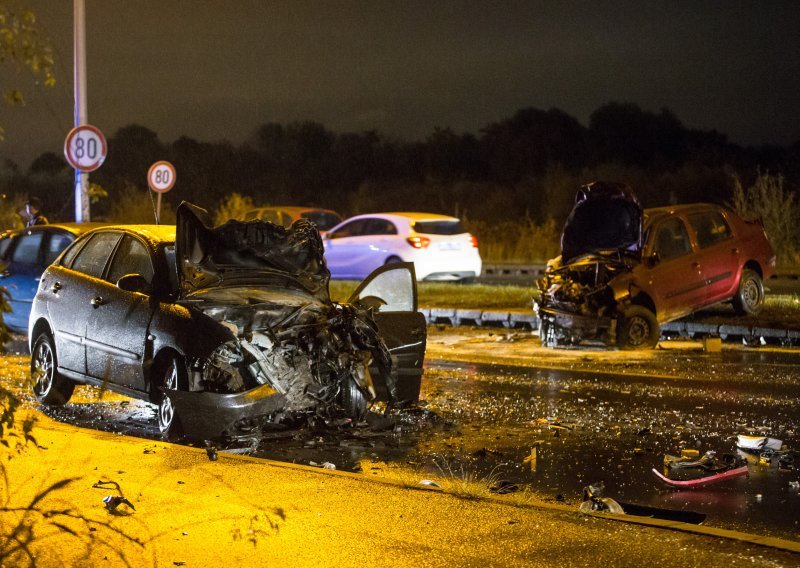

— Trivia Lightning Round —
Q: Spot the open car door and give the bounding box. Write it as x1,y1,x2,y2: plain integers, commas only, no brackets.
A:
348,262,427,403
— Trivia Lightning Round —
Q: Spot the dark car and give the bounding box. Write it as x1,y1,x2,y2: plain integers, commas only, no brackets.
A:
535,181,776,349
29,203,426,440
0,223,107,333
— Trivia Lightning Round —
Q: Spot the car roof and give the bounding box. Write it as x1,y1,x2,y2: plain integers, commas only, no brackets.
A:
2,222,110,237
353,212,461,222
644,203,730,224
87,224,176,245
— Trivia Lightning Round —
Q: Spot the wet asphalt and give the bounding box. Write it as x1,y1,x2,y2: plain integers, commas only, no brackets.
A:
10,336,800,542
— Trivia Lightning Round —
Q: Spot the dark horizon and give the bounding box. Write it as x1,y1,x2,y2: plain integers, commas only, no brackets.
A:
2,1,799,169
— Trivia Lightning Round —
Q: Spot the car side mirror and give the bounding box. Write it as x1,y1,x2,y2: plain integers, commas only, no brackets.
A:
117,273,151,295
646,252,660,267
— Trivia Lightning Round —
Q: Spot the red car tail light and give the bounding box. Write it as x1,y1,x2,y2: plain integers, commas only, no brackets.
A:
407,236,430,249
468,234,479,248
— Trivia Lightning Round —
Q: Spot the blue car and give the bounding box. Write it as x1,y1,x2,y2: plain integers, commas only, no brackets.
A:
0,224,105,334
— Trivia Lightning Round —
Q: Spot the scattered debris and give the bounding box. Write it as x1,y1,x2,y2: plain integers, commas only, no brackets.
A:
205,441,219,461
522,445,538,472
736,435,783,452
579,482,624,514
92,480,136,514
102,495,136,513
653,452,748,489
489,480,519,494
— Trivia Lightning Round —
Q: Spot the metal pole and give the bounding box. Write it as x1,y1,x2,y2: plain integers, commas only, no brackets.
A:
73,0,90,222
156,193,162,224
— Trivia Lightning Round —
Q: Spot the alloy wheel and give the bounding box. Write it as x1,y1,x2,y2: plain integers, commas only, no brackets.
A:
32,340,55,397
158,361,178,433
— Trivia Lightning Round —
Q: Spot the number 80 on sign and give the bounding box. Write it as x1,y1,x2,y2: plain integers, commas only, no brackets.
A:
64,125,107,172
148,161,176,193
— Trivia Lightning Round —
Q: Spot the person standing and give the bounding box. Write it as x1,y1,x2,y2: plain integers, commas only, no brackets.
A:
23,197,49,227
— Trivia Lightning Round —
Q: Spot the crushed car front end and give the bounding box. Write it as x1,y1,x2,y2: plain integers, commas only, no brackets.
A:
161,203,425,441
534,181,647,348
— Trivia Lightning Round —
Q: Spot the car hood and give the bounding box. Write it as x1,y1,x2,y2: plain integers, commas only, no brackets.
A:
176,202,330,301
560,181,643,263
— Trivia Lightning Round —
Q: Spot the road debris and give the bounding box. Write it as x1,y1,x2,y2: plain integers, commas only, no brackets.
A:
653,452,749,489
736,434,783,452
93,480,136,514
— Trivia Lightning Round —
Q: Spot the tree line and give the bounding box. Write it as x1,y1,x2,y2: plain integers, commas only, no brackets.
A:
2,101,799,226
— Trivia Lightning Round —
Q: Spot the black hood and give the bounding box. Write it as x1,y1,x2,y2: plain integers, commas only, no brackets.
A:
176,202,330,301
560,181,643,263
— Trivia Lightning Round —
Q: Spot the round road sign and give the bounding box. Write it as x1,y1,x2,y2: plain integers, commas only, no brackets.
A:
147,161,176,193
64,125,107,172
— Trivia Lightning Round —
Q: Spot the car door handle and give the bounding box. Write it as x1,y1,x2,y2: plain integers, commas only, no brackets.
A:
691,262,701,269
51,281,62,293
90,296,105,307
731,247,740,255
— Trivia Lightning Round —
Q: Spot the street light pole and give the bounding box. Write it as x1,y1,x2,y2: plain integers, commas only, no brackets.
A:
73,0,90,222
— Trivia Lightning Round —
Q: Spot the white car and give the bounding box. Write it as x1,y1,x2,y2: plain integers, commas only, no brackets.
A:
323,213,482,281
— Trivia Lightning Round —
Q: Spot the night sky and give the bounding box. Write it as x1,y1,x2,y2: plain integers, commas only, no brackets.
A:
2,0,799,168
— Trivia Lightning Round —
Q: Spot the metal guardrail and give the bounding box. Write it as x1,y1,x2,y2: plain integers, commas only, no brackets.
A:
479,262,800,293
421,307,800,346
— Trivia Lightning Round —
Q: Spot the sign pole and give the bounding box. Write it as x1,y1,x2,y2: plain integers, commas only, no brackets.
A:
156,192,162,224
73,0,90,222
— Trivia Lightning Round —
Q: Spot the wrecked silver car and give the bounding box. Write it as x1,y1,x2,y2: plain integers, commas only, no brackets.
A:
535,181,775,349
29,203,427,440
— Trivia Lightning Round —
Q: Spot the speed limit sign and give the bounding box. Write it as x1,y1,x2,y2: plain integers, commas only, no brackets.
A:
147,161,176,193
64,125,107,172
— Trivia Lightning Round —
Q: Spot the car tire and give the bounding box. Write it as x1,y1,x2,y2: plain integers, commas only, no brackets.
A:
384,255,403,265
157,355,186,441
31,332,75,405
617,306,659,350
732,269,764,315
340,376,368,422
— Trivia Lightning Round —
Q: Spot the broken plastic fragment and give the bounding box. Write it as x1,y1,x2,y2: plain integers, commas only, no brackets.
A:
419,479,441,488
736,435,782,452
103,495,135,513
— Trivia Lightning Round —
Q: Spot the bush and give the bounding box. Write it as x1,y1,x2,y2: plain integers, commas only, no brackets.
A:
106,185,176,225
732,172,799,266
213,192,255,225
465,217,560,263
0,194,26,231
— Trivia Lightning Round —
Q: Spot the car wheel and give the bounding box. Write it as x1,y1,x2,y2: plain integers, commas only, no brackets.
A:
31,332,75,405
617,306,659,350
340,376,368,422
157,355,185,440
732,269,764,315
384,255,402,265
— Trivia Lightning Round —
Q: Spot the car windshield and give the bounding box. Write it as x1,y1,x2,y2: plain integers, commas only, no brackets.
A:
412,220,465,235
301,211,342,231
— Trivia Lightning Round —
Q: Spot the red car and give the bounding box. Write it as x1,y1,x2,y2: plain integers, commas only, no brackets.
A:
535,182,776,349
